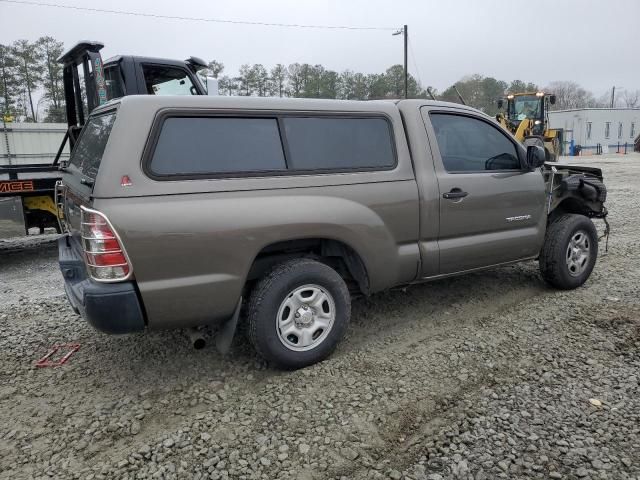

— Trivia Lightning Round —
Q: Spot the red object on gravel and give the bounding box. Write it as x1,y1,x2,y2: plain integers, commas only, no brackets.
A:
35,344,80,367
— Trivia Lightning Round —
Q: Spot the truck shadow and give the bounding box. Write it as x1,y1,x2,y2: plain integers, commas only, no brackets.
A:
12,260,551,459
76,261,546,388
0,234,60,256
0,239,58,267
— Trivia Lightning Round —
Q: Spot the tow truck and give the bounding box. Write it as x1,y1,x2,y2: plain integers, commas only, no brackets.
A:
0,41,213,238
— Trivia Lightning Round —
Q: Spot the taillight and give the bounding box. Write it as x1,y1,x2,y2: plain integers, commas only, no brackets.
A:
80,207,131,281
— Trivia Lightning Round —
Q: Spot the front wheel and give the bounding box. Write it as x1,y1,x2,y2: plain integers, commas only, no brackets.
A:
539,214,598,289
247,258,351,369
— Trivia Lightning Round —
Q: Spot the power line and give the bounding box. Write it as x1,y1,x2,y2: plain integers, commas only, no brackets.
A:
0,0,398,31
407,37,423,88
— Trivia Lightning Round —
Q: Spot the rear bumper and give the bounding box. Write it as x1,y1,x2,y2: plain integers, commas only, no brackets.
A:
58,236,145,334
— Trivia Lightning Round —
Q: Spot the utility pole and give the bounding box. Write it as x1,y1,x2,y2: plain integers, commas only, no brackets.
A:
403,25,408,99
611,86,615,108
393,25,408,99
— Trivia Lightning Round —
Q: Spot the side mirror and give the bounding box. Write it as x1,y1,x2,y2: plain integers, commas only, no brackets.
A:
549,95,556,105
526,145,546,169
497,99,504,109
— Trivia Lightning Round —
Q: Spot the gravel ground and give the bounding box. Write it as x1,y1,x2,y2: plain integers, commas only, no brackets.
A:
1,154,639,480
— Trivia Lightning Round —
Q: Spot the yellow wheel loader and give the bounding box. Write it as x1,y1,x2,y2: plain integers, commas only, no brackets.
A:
496,92,562,162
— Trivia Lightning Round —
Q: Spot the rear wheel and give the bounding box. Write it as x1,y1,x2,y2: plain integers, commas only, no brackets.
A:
539,214,598,289
247,258,351,369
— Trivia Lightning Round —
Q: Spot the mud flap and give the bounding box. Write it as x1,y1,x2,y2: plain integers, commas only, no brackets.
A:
215,297,242,354
599,208,611,253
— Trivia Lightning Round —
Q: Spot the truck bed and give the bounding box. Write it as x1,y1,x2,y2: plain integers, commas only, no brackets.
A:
0,164,61,197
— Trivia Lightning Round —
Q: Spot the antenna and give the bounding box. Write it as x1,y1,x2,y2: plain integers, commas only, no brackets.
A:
453,84,467,105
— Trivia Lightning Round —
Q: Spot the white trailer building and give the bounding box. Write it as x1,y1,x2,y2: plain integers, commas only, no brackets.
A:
548,108,639,154
1,122,69,166
1,123,68,237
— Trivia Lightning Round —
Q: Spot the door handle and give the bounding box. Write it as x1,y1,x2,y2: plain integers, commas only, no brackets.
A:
442,188,468,199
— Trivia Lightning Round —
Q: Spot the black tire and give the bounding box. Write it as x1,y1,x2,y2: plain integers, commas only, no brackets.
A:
247,258,351,369
539,214,598,289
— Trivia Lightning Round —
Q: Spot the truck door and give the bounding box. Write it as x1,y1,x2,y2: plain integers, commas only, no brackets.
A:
421,107,546,275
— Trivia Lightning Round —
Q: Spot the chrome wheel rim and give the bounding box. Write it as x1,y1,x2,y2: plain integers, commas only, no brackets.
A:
566,230,591,277
276,284,336,352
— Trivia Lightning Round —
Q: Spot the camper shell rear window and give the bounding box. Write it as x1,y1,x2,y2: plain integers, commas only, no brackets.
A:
68,111,117,180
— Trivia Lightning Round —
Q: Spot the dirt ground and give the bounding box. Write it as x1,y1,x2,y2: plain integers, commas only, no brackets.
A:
1,154,639,480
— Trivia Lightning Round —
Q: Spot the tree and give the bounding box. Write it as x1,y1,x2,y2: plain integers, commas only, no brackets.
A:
621,89,640,108
367,73,388,100
287,63,304,97
297,64,314,97
36,36,65,122
250,64,268,97
217,75,237,96
440,75,506,114
318,70,339,99
338,70,355,99
592,91,610,108
351,72,369,100
237,64,253,96
301,64,324,98
206,60,224,79
12,39,43,122
268,64,287,97
0,44,20,119
478,77,508,115
545,81,595,110
507,79,538,94
385,65,405,98
384,65,421,99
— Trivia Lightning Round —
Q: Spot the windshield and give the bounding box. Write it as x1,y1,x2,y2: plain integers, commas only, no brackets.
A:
508,95,541,121
69,112,117,181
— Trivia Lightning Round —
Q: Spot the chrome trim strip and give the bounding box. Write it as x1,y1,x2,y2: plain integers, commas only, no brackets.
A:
84,249,123,255
81,235,117,241
86,262,129,268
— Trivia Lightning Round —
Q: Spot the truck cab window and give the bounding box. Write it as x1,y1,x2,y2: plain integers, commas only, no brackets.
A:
430,113,521,172
104,66,124,100
142,65,197,96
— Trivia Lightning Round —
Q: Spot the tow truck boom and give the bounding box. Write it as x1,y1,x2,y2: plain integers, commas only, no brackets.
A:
1,41,210,238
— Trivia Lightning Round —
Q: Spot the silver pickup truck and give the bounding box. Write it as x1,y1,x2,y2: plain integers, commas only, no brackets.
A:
57,96,608,369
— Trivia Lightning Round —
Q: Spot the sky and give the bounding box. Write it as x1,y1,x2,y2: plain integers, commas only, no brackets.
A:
1,0,638,97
